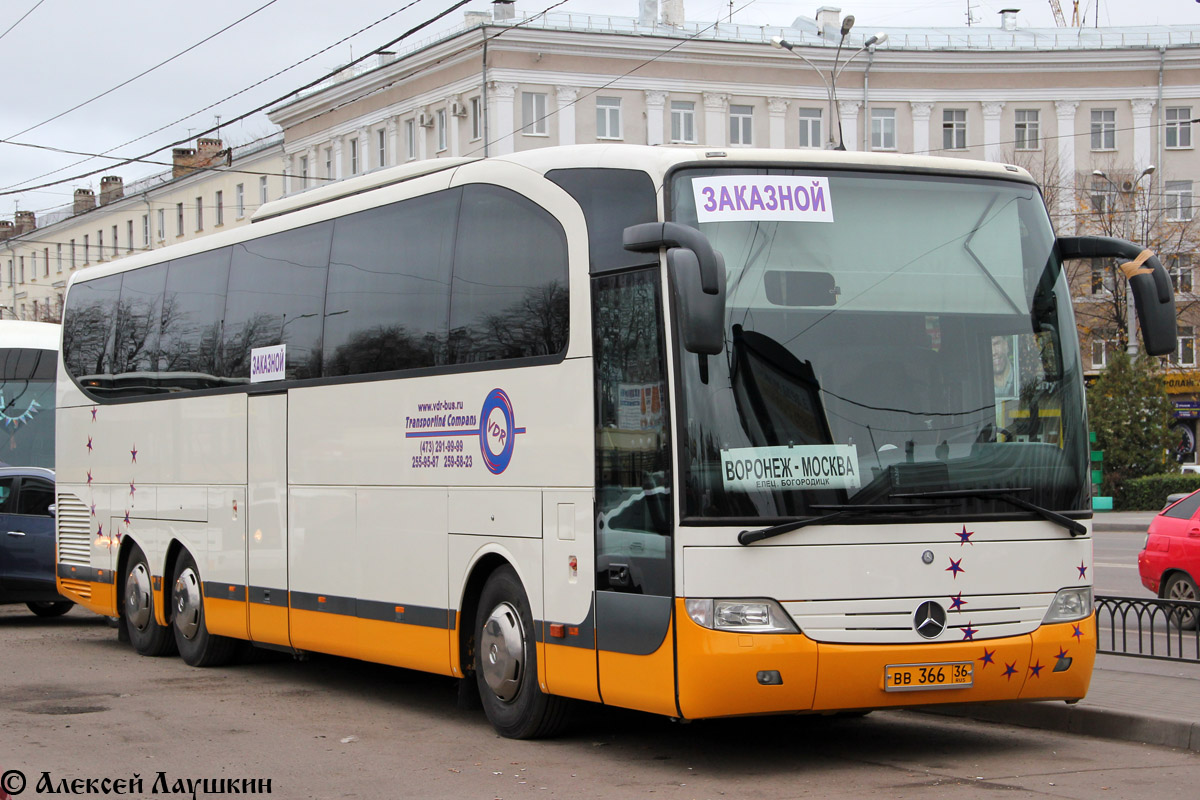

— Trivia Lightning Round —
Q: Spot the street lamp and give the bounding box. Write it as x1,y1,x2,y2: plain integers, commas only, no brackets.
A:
771,20,886,150
1092,165,1156,355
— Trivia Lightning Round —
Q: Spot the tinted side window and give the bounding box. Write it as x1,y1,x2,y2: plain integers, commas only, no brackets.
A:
222,223,332,382
63,274,122,381
1163,491,1200,520
324,190,459,376
545,168,658,273
112,263,167,386
0,476,14,513
160,249,231,390
17,479,53,516
448,185,568,364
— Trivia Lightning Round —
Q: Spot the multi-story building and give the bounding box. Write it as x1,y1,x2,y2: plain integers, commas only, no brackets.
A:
1,135,284,321
265,1,1200,459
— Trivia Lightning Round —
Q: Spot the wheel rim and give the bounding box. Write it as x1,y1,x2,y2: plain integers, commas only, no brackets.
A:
479,601,525,703
125,562,153,631
1169,579,1198,625
174,566,203,640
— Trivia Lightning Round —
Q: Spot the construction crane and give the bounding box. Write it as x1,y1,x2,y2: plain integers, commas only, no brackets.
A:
1048,0,1082,26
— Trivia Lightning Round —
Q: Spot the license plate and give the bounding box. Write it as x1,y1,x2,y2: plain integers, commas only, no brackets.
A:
884,661,973,692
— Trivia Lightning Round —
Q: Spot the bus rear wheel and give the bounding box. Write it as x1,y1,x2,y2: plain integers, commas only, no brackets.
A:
474,565,568,739
171,552,237,667
123,545,176,656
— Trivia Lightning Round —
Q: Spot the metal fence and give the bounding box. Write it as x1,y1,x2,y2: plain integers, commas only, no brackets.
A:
1095,595,1200,662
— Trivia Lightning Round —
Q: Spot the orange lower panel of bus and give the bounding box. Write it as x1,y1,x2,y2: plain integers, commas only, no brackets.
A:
675,600,1096,720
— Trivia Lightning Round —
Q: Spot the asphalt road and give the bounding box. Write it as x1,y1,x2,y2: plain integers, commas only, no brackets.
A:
1093,528,1153,597
3,604,1199,799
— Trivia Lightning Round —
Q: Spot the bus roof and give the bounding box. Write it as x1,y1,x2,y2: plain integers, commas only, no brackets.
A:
0,320,60,351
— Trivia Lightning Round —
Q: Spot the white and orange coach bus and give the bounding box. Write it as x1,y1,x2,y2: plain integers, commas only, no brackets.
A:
54,145,1175,737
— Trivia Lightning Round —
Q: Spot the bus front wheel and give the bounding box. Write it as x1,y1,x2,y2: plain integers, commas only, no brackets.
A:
171,552,237,667
474,565,568,739
123,545,176,657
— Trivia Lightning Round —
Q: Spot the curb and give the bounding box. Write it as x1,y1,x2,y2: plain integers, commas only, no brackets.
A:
912,702,1200,752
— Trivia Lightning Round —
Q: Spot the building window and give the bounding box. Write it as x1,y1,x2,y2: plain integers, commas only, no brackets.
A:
1090,179,1115,215
1175,326,1197,367
70,239,76,268
1167,254,1193,294
729,104,754,146
470,96,482,140
112,225,118,256
43,247,49,276
215,191,224,226
1091,258,1114,294
324,147,333,178
377,128,387,166
30,252,36,279
195,197,203,231
260,176,268,205
176,203,184,236
56,243,62,272
1167,181,1194,222
236,184,245,218
1090,108,1116,150
83,234,90,263
670,101,696,143
871,108,896,150
299,155,309,187
32,300,38,320
1015,109,1039,150
127,220,134,252
97,230,104,259
18,256,24,283
142,215,149,248
405,119,417,160
596,97,622,140
436,109,447,152
522,92,548,135
349,138,359,175
1091,330,1116,369
157,209,165,241
798,108,822,148
942,108,967,150
1166,107,1192,149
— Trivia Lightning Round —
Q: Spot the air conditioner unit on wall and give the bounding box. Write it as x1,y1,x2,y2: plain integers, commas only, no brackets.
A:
418,112,434,128
450,101,468,118
1121,180,1135,193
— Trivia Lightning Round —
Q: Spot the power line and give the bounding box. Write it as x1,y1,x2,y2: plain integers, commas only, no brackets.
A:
4,0,283,144
0,0,470,198
0,0,46,45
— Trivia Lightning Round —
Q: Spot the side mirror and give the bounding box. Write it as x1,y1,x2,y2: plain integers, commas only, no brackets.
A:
1057,236,1177,356
624,222,727,355
48,503,56,519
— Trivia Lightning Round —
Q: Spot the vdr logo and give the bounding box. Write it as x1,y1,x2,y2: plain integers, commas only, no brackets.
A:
479,388,525,474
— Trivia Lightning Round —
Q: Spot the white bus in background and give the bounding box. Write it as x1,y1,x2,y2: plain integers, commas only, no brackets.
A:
0,320,59,468
54,145,1175,738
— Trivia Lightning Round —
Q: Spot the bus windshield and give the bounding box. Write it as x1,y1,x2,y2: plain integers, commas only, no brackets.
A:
670,168,1089,522
0,347,56,469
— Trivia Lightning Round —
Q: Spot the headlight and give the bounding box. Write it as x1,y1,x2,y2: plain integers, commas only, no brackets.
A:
684,598,799,633
1043,587,1093,624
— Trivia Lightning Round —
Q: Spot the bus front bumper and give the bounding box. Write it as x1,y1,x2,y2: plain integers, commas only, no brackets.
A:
674,600,1096,720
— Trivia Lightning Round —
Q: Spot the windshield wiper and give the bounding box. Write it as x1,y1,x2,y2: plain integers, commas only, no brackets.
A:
738,502,949,546
890,488,1087,537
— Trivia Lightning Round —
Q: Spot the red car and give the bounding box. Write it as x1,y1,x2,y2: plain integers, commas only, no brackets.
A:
1138,490,1200,629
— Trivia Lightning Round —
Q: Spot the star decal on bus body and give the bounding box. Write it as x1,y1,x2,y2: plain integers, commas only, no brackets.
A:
86,436,92,452
1055,646,1069,662
90,502,96,517
86,470,93,486
979,648,996,668
1072,624,1084,642
946,557,965,579
131,445,137,463
955,525,975,545
949,592,967,611
91,406,98,421
124,510,131,526
1028,660,1044,678
1003,662,1019,680
129,480,136,498
961,622,978,641
1077,561,1087,579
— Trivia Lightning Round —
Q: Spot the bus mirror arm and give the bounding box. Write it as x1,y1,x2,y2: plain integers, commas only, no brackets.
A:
624,223,727,356
1057,235,1177,357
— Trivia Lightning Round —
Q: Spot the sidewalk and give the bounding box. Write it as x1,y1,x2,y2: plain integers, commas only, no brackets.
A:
1090,510,1158,532
916,655,1200,752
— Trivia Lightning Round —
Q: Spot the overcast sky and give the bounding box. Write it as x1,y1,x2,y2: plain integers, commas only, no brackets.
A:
1,0,1194,219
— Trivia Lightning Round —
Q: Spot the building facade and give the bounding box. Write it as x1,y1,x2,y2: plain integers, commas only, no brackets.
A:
1,136,284,322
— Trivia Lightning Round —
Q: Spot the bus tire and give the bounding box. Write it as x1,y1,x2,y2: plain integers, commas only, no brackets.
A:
171,552,237,667
123,545,176,657
474,565,569,739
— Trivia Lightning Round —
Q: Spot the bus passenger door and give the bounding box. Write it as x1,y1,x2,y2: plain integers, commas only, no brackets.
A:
591,268,679,717
247,392,291,648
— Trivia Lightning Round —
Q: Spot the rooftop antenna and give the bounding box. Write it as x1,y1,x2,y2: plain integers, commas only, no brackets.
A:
214,115,222,139
728,0,734,23
965,0,981,26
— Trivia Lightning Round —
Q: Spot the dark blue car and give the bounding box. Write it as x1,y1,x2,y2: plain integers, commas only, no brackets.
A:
0,466,73,617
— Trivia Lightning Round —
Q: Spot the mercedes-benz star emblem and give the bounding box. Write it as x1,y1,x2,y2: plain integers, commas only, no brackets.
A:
913,600,947,639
